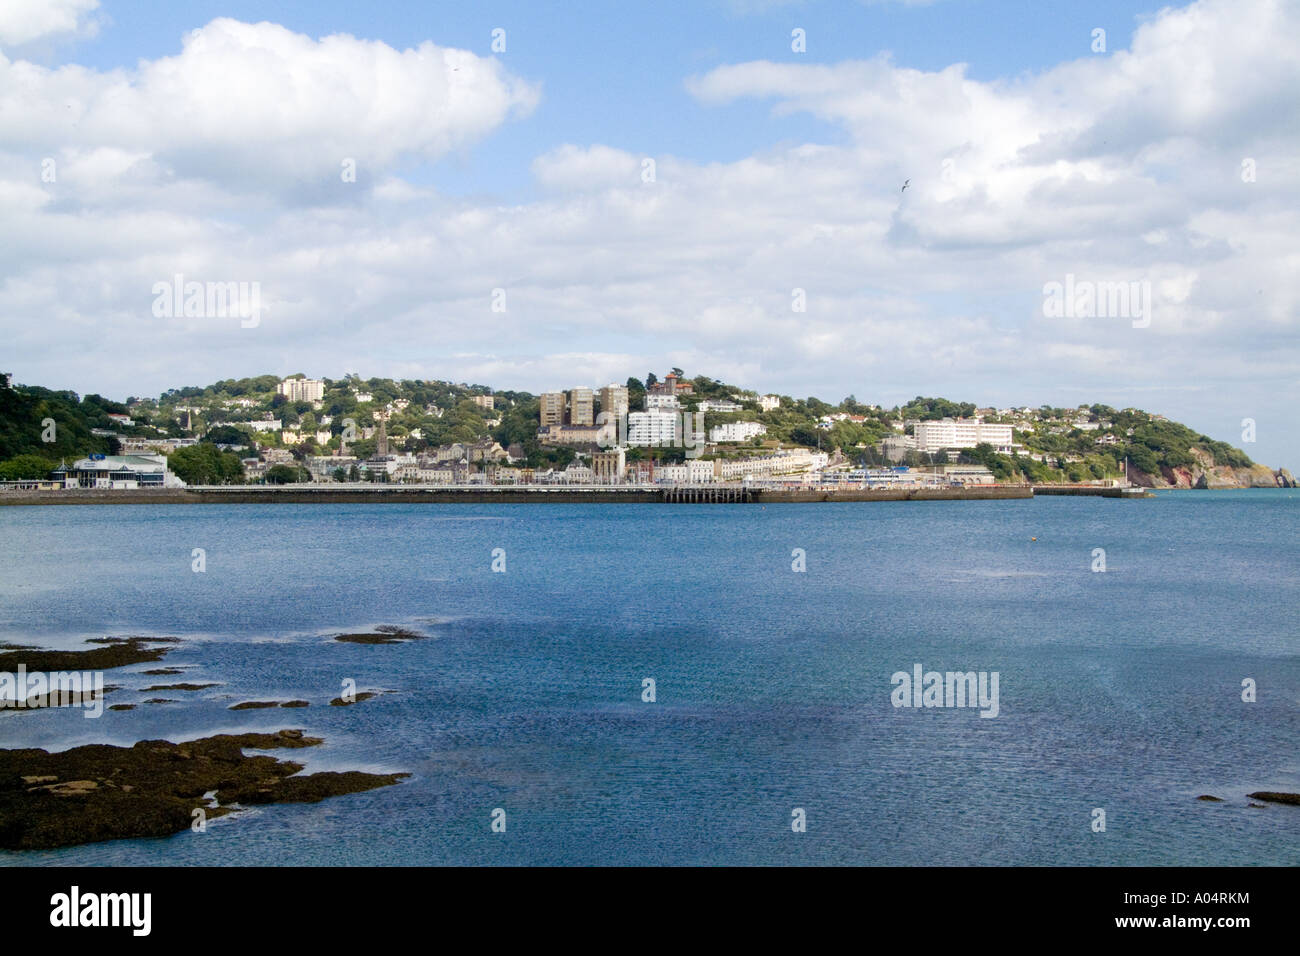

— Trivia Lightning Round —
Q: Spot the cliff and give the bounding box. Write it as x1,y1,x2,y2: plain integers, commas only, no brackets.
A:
1127,447,1294,489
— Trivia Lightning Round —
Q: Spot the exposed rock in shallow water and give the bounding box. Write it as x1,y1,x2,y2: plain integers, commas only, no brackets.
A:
230,699,309,710
141,668,185,676
143,683,217,692
330,692,377,706
1247,791,1300,806
1196,794,1223,801
1,685,119,714
0,729,408,850
0,637,177,672
335,625,423,645
108,704,136,711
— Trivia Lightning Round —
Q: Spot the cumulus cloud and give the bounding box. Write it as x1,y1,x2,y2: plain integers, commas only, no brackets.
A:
0,0,100,48
0,18,539,192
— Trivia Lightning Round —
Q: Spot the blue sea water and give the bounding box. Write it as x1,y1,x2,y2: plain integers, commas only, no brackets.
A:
0,490,1297,866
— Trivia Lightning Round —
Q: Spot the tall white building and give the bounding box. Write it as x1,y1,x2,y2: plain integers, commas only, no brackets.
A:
278,378,324,402
912,419,1014,454
627,409,683,446
758,395,781,412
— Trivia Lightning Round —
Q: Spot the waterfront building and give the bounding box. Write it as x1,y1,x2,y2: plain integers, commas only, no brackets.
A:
591,448,626,484
52,454,184,489
912,418,1014,454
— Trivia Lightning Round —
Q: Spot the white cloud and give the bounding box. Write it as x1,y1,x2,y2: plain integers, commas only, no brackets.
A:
0,0,99,48
0,18,540,191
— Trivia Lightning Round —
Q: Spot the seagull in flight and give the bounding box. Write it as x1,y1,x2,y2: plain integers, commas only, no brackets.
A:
901,179,910,192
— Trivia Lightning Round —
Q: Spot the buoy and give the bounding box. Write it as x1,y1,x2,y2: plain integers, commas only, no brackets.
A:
1031,537,1037,541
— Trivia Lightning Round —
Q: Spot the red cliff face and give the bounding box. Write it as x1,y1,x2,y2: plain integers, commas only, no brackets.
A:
1131,462,1290,489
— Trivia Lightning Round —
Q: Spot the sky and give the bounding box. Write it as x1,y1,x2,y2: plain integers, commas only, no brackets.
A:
1,0,1297,466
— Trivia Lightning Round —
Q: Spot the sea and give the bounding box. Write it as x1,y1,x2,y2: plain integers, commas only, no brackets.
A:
1,489,1297,866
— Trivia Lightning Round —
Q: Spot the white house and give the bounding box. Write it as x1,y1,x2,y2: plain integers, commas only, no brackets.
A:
709,421,767,443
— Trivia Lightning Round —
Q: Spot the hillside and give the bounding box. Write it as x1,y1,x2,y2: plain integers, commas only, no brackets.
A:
0,370,1289,488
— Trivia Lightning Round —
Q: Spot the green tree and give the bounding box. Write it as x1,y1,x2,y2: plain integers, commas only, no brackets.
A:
168,444,245,485
0,454,57,480
265,464,308,484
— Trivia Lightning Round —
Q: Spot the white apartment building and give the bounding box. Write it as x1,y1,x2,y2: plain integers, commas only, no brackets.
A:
758,395,781,412
709,421,767,443
714,449,828,481
912,418,1014,454
626,409,684,446
654,459,715,484
278,378,324,402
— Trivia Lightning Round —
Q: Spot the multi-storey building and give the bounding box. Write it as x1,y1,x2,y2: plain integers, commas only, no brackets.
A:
599,384,629,421
709,421,767,443
912,418,1014,454
569,387,594,426
626,409,682,446
539,392,566,427
591,448,627,484
713,449,828,481
277,378,325,402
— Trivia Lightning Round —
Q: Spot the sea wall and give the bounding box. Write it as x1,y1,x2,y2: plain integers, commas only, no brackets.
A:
0,484,1034,506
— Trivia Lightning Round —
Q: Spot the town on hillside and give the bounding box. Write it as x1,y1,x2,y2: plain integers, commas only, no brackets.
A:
0,370,1283,492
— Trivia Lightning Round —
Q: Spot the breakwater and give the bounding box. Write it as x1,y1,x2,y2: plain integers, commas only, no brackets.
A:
0,483,1039,506
1031,485,1154,498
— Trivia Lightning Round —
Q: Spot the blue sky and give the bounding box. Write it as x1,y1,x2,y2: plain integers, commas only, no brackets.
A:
59,0,1164,200
2,0,1298,467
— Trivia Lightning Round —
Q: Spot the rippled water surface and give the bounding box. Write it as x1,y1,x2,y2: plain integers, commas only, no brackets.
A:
1,490,1297,865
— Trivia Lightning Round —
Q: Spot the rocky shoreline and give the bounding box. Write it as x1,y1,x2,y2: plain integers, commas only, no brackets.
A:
0,729,408,850
0,632,411,850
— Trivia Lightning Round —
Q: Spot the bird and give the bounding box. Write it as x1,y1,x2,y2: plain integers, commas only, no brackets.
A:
901,179,910,192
